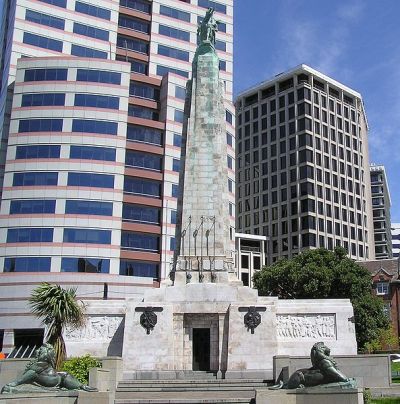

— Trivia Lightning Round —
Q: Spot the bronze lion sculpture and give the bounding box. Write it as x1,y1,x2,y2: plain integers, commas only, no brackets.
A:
271,342,353,389
1,343,96,393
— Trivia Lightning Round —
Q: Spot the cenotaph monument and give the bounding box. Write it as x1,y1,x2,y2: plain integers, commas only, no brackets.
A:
119,8,357,379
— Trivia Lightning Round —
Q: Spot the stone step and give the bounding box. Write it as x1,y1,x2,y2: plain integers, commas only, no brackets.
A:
117,385,267,392
114,389,256,404
119,379,268,385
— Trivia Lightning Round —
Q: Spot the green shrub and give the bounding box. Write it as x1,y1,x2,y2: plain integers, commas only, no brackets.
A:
61,354,101,384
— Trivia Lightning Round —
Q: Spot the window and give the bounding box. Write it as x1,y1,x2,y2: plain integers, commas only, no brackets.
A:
7,228,53,243
120,260,159,278
172,184,181,198
124,177,161,197
175,86,186,100
63,228,111,244
120,0,151,13
227,155,233,169
125,150,162,170
65,200,113,216
219,60,226,71
25,10,65,30
172,159,180,172
215,40,226,52
116,55,148,74
128,105,159,120
24,68,67,82
72,119,118,135
156,65,189,78
158,45,189,62
21,93,65,107
159,5,190,22
226,110,233,124
174,109,185,123
16,145,60,160
4,257,51,272
61,257,110,273
74,94,119,109
130,82,159,100
75,2,111,20
70,146,116,161
37,0,66,7
119,15,150,33
226,132,233,147
127,125,162,145
10,200,56,214
198,0,226,14
13,172,58,186
71,44,107,59
76,69,121,85
73,22,109,41
376,282,389,295
23,32,63,52
122,203,160,224
159,25,189,42
121,231,159,251
67,172,114,188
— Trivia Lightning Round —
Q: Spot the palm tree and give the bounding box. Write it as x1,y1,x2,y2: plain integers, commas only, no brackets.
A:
29,283,85,369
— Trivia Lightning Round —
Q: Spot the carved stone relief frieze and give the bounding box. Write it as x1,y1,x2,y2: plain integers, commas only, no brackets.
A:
64,316,123,341
276,314,336,340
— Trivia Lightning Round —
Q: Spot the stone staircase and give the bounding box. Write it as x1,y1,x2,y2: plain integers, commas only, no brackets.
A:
114,375,271,403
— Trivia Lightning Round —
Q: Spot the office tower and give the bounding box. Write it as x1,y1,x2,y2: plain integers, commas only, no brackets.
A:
0,0,234,351
370,164,393,259
392,223,400,258
235,64,374,264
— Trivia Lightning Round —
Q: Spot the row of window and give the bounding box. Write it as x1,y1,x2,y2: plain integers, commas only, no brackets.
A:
8,200,177,232
15,144,116,161
6,228,110,244
26,10,110,40
19,93,119,113
6,227,164,252
13,172,114,188
10,199,113,216
37,0,111,20
4,256,159,278
23,32,109,58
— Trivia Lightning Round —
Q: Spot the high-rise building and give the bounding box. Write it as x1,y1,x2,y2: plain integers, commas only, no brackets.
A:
392,223,400,258
0,0,234,352
235,64,374,263
370,164,392,259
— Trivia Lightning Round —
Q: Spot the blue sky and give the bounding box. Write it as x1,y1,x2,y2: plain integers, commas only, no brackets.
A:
233,0,400,223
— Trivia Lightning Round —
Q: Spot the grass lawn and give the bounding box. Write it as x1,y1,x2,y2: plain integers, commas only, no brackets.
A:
392,362,400,384
371,399,400,403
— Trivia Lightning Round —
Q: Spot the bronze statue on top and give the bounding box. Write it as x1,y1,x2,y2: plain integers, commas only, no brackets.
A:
271,342,356,389
197,7,221,46
1,344,96,394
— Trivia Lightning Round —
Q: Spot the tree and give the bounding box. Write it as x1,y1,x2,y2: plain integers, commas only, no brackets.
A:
29,283,85,369
253,247,390,350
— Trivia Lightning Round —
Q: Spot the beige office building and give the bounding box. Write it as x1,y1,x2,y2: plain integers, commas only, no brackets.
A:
235,64,374,263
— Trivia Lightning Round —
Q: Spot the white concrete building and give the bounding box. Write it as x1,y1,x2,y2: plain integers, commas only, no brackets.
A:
235,65,375,263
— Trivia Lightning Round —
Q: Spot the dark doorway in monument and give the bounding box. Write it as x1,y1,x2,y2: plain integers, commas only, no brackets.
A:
192,328,210,371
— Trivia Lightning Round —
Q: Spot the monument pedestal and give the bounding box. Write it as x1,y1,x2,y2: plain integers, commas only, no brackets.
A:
121,279,357,380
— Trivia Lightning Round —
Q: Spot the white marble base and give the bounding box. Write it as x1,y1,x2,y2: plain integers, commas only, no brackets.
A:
121,281,357,377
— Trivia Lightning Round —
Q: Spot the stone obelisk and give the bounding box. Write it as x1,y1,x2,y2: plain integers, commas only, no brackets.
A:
174,8,234,284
